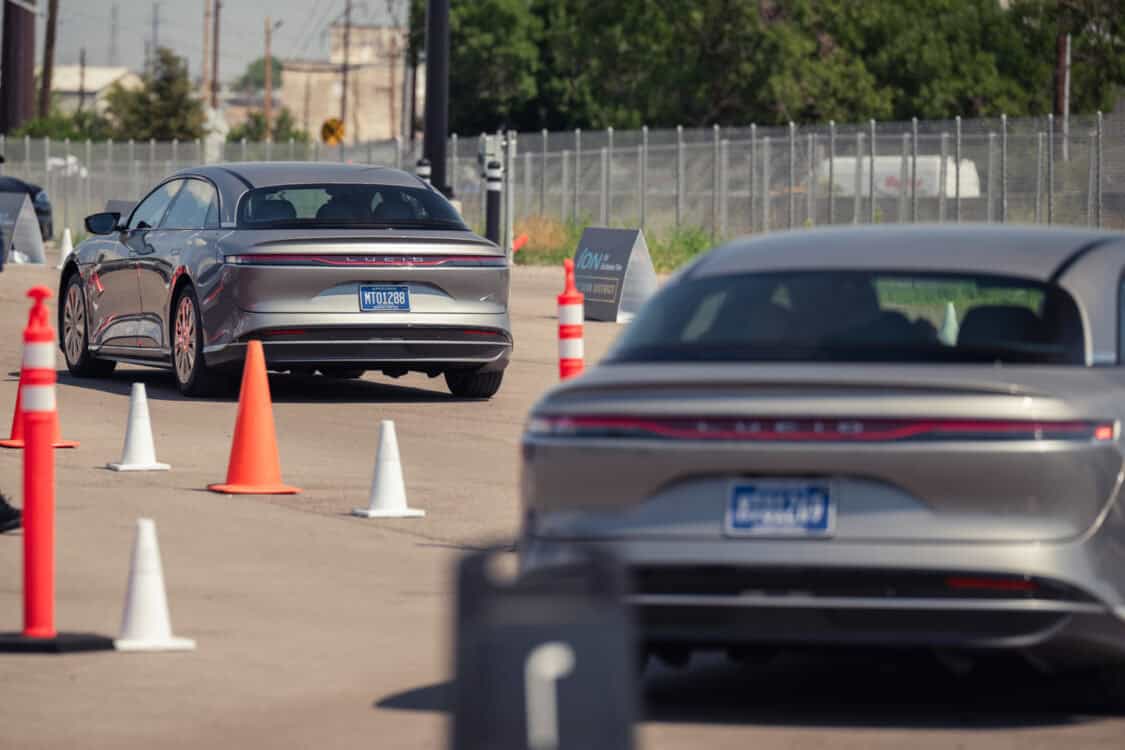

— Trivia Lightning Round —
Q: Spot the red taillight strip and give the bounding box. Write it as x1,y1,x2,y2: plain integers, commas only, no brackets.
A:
532,416,1114,442
226,253,505,267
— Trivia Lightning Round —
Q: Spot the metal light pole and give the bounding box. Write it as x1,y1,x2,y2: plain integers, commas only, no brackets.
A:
423,0,451,195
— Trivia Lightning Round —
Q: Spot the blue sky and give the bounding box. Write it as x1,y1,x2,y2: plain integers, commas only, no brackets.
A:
42,0,403,81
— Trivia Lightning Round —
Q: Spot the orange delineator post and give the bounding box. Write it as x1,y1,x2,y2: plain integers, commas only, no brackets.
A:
208,340,300,495
557,258,585,380
21,287,59,638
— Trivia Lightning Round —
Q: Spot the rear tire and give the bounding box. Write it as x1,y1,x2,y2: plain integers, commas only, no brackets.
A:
444,369,504,399
172,285,229,397
61,273,116,378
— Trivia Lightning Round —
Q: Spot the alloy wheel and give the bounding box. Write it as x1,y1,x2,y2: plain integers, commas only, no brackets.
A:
63,283,85,366
174,296,197,384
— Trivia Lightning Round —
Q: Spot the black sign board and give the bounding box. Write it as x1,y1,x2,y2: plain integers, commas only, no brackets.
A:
451,547,637,750
572,228,658,323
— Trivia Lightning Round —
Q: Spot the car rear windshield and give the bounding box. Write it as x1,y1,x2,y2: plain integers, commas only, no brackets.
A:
236,183,467,230
607,271,1085,365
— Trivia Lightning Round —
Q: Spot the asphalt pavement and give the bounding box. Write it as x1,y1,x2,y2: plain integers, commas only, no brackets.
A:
1,263,1123,749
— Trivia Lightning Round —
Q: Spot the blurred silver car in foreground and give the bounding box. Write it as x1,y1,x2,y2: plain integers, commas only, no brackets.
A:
521,225,1125,693
61,162,510,397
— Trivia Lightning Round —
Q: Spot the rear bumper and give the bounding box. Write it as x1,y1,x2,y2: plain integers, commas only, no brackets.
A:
203,313,512,372
519,535,1125,663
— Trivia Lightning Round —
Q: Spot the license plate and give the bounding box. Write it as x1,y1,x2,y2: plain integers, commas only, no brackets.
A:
359,285,410,312
725,480,834,537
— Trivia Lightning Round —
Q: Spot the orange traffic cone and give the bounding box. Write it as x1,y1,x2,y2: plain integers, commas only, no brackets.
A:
208,341,299,495
0,371,79,449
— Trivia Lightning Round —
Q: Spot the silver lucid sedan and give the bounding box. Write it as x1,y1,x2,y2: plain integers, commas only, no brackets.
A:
61,162,511,397
520,224,1125,692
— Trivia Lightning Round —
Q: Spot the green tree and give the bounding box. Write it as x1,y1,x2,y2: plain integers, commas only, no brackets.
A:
236,56,283,92
104,47,205,140
227,108,309,143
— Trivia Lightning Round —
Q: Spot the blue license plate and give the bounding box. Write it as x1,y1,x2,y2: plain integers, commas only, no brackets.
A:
359,285,410,312
725,481,834,537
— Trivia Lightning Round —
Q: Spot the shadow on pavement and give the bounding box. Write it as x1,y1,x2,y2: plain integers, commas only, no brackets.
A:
375,651,1117,730
56,369,468,404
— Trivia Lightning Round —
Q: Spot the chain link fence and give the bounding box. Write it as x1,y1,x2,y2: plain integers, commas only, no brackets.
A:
1,111,1121,241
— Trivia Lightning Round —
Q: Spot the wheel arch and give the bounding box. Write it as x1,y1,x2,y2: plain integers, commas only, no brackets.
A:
56,261,82,349
167,268,194,346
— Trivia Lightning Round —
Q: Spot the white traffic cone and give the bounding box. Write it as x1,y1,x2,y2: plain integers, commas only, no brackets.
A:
107,383,170,471
352,420,425,518
115,519,195,652
56,228,73,270
938,301,959,346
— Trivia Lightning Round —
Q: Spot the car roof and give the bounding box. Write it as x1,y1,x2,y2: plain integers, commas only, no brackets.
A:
174,161,425,190
693,224,1125,282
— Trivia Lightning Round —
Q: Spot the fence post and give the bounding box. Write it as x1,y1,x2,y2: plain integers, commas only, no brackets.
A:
561,148,570,222
1096,111,1103,229
853,131,862,224
539,128,548,216
289,137,296,160
713,124,721,237
827,121,835,225
128,138,137,197
524,151,532,219
1087,131,1096,226
719,139,729,239
62,138,70,235
478,133,486,229
172,138,179,170
23,134,30,178
762,135,771,232
599,147,608,225
806,132,815,226
1035,132,1045,224
574,128,581,221
749,124,757,233
606,127,614,223
1047,114,1054,225
506,130,517,252
954,116,962,223
675,125,684,228
84,138,92,219
1000,114,1008,223
868,120,876,223
787,122,795,229
106,138,113,190
639,125,648,230
898,133,909,222
44,137,51,201
239,137,246,163
910,117,918,223
938,132,948,222
986,132,996,223
451,133,459,196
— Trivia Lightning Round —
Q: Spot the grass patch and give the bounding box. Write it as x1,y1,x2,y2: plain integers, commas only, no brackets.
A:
512,216,717,273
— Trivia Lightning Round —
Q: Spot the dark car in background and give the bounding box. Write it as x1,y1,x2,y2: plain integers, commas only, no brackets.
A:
0,173,53,241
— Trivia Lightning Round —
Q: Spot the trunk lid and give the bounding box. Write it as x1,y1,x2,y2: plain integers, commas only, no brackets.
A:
523,363,1124,543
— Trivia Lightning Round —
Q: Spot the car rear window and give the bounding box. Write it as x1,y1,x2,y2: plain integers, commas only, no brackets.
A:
237,183,467,230
608,271,1085,365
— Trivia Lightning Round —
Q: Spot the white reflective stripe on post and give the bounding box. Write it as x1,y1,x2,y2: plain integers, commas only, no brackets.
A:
558,304,583,326
22,384,56,413
559,338,584,360
22,342,55,369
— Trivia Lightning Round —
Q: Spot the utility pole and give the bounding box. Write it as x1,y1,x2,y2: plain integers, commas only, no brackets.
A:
264,18,282,139
78,47,87,112
109,4,120,66
423,0,450,195
201,0,211,97
210,0,221,109
1,0,37,133
340,0,352,129
39,0,60,119
151,2,160,58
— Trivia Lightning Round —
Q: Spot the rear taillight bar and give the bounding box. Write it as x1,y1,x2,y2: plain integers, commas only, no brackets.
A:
525,416,1118,443
224,254,506,268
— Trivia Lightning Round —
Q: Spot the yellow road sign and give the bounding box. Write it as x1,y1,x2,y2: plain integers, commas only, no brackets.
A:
321,118,345,145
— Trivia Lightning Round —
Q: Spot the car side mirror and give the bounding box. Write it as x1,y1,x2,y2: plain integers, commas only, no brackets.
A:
84,211,121,235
